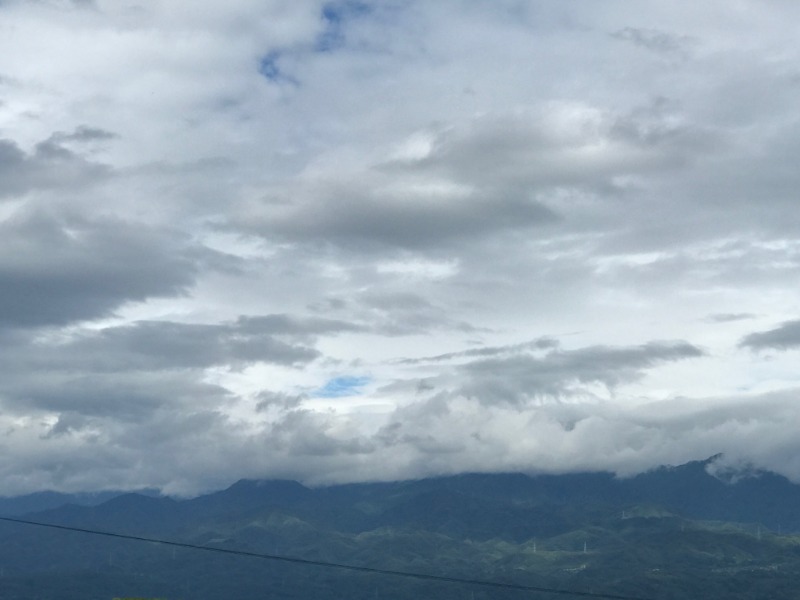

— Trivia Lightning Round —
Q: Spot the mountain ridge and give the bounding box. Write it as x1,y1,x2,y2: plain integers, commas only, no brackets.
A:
2,457,800,599
17,456,800,535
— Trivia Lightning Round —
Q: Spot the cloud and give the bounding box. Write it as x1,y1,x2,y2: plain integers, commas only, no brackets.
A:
230,103,715,252
1,0,800,496
0,211,202,328
739,320,800,351
611,27,694,59
15,372,231,423
0,134,109,199
255,390,305,411
304,290,480,337
0,310,359,491
342,388,800,487
9,380,800,495
450,340,706,406
398,338,560,365
157,385,799,491
231,175,557,250
355,292,481,335
48,125,117,144
234,314,362,339
706,313,755,323
0,312,351,417
52,317,325,370
398,106,698,187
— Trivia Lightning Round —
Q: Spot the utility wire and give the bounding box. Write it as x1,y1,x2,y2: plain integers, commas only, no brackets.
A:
0,515,652,600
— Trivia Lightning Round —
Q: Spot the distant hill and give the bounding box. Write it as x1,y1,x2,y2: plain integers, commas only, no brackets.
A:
2,457,800,599
0,488,160,517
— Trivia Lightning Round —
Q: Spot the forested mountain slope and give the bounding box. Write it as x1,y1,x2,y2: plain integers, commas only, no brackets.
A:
2,458,799,600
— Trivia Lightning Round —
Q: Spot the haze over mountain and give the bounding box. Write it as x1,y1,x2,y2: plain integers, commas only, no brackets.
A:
0,490,155,518
5,457,799,533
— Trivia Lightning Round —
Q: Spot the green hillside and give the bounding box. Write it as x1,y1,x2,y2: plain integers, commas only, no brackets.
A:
2,463,800,599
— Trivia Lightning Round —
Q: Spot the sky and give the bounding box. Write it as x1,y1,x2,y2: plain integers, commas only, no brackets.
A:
1,0,800,496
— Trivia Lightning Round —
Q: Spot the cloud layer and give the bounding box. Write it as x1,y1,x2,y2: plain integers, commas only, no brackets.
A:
1,0,800,495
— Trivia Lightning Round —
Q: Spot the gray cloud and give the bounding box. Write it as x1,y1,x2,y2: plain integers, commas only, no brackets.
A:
48,125,117,144
739,320,800,351
233,178,557,250
308,292,480,336
235,314,363,339
0,309,367,449
343,388,800,488
62,319,322,370
0,133,109,199
401,109,698,188
12,382,800,495
706,313,756,323
230,101,721,254
0,314,349,405
611,27,693,58
397,338,559,364
0,212,202,328
455,341,705,405
19,372,230,423
356,291,481,335
255,390,306,411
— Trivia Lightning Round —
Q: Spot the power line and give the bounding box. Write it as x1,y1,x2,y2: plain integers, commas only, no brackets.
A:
0,515,652,600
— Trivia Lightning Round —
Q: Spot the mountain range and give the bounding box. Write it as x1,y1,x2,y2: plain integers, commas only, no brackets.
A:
1,457,799,599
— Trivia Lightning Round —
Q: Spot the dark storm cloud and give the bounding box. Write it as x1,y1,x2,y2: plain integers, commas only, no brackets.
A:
457,341,705,405
0,212,201,327
739,320,800,351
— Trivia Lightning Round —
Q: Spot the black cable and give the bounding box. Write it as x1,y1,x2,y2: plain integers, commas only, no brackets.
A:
0,515,652,600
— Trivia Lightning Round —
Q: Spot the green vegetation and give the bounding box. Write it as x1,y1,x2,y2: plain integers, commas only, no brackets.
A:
3,509,799,599
2,466,800,599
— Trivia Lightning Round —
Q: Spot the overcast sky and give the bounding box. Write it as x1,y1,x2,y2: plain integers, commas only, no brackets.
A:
1,0,800,496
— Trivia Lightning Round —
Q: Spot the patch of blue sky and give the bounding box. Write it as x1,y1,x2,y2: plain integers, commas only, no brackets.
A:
312,375,372,398
257,51,299,85
258,2,371,79
316,1,371,52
